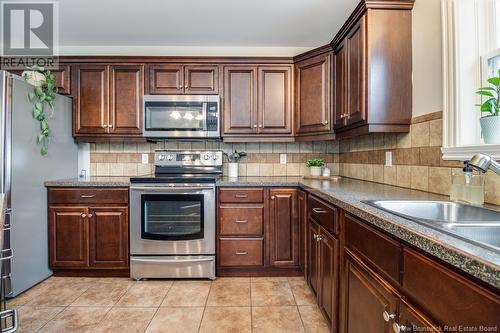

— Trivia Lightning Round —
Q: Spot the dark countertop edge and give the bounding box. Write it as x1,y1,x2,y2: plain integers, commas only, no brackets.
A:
43,177,500,288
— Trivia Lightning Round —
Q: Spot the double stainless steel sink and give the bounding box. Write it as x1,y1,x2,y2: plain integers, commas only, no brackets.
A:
362,200,500,252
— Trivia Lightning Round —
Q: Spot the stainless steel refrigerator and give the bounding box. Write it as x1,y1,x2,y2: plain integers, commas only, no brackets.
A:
0,70,78,297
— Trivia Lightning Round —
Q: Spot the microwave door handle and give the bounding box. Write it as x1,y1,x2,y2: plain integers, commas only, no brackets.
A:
202,102,207,131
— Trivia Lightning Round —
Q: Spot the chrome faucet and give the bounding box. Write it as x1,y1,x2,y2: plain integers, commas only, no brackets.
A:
468,154,500,175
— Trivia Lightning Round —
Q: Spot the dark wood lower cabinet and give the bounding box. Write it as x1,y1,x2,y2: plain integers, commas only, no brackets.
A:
307,219,320,295
48,187,129,274
319,229,338,327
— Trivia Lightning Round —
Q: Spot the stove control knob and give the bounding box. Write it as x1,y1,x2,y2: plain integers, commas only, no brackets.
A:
213,155,218,160
166,154,174,161
158,154,166,161
203,154,210,160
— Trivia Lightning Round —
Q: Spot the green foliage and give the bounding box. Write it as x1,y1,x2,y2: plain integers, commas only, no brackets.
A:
23,65,57,155
306,159,325,167
476,69,500,117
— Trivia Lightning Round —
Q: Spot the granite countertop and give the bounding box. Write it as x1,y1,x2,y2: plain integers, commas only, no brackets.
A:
44,176,500,288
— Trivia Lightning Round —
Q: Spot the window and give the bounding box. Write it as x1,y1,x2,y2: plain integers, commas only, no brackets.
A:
441,0,500,160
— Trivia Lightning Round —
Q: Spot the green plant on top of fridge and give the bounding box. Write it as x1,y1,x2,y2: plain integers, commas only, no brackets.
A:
22,65,57,155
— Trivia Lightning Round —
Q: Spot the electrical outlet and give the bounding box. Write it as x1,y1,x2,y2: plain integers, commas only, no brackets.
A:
280,154,287,164
385,151,393,167
142,153,149,164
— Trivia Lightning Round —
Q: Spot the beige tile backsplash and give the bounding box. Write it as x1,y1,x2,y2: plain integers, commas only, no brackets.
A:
89,111,500,205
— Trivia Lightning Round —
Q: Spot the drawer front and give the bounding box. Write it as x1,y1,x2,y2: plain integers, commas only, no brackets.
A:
308,195,338,235
403,248,500,326
219,188,264,203
219,205,264,236
48,188,129,205
345,214,402,284
219,238,263,266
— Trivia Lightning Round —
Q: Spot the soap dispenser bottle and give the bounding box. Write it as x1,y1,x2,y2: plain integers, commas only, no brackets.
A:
450,161,485,205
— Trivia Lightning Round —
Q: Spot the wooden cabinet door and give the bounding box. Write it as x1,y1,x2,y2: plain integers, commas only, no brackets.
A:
109,65,144,135
295,52,332,134
89,207,129,268
334,42,347,129
298,191,307,273
257,66,293,135
53,64,71,95
307,218,321,296
318,228,338,328
223,66,257,135
49,207,89,268
184,65,219,94
269,189,299,267
398,300,440,333
73,65,109,135
346,16,366,126
148,64,183,94
342,250,399,333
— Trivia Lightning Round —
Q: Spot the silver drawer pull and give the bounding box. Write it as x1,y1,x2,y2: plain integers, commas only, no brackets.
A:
0,309,18,333
235,251,248,255
312,207,328,214
81,194,96,198
234,194,248,198
234,220,248,224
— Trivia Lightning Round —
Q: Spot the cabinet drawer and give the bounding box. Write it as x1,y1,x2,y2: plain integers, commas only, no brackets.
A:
345,214,402,284
403,248,500,326
219,205,264,236
48,188,128,205
219,188,264,203
308,195,338,235
219,238,263,266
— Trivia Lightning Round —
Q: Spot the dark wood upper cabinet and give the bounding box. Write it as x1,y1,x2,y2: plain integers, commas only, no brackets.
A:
109,65,144,135
49,207,89,268
331,3,413,137
149,64,219,94
342,250,399,333
258,66,293,135
184,65,219,94
295,52,332,136
89,207,129,268
74,64,144,137
269,189,299,267
8,64,71,95
73,65,109,135
223,66,257,135
346,17,366,126
148,64,183,94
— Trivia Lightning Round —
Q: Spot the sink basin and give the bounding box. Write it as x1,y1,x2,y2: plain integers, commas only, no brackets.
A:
362,200,500,252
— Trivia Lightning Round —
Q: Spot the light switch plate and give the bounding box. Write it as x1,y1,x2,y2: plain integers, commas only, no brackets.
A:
142,153,149,164
280,154,287,164
385,151,392,167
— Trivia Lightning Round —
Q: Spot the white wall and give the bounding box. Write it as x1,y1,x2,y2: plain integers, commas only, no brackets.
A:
412,0,443,117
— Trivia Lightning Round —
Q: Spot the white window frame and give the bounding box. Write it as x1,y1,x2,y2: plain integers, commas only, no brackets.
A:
441,0,500,161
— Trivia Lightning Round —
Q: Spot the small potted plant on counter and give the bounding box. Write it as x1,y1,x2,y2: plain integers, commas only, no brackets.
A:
226,150,247,178
306,158,325,177
476,69,500,144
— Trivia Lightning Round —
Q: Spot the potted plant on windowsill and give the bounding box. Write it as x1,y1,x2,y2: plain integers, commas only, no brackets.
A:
306,158,325,177
476,69,500,144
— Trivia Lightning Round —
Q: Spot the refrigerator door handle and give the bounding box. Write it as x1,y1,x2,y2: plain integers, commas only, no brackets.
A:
0,248,13,261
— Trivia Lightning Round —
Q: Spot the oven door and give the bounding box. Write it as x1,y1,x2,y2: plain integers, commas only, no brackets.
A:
130,184,216,255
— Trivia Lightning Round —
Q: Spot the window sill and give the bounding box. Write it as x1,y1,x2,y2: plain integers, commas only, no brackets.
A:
441,145,500,161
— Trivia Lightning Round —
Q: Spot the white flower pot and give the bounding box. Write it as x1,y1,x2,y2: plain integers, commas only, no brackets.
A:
480,115,500,144
228,163,238,178
21,70,45,87
309,166,323,177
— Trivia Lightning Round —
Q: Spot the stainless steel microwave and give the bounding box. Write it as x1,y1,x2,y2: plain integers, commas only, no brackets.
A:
143,95,220,139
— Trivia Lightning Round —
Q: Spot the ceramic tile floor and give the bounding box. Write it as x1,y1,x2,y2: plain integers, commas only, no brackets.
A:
7,276,330,333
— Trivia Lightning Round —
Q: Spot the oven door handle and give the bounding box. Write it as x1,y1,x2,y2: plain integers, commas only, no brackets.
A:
131,257,214,263
130,186,215,192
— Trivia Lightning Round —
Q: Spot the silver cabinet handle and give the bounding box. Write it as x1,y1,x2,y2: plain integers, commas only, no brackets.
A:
322,120,329,125
234,220,248,224
179,85,183,89
253,124,257,128
88,214,93,218
184,84,188,88
102,124,108,128
383,311,396,322
392,323,408,333
271,196,276,200
312,207,328,214
0,309,18,333
80,194,95,198
235,251,248,255
313,234,318,240
81,213,87,218
258,124,262,128
234,194,248,198
108,124,113,128
316,234,324,241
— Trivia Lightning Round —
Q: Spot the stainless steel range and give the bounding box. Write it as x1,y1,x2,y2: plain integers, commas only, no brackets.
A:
129,150,222,280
